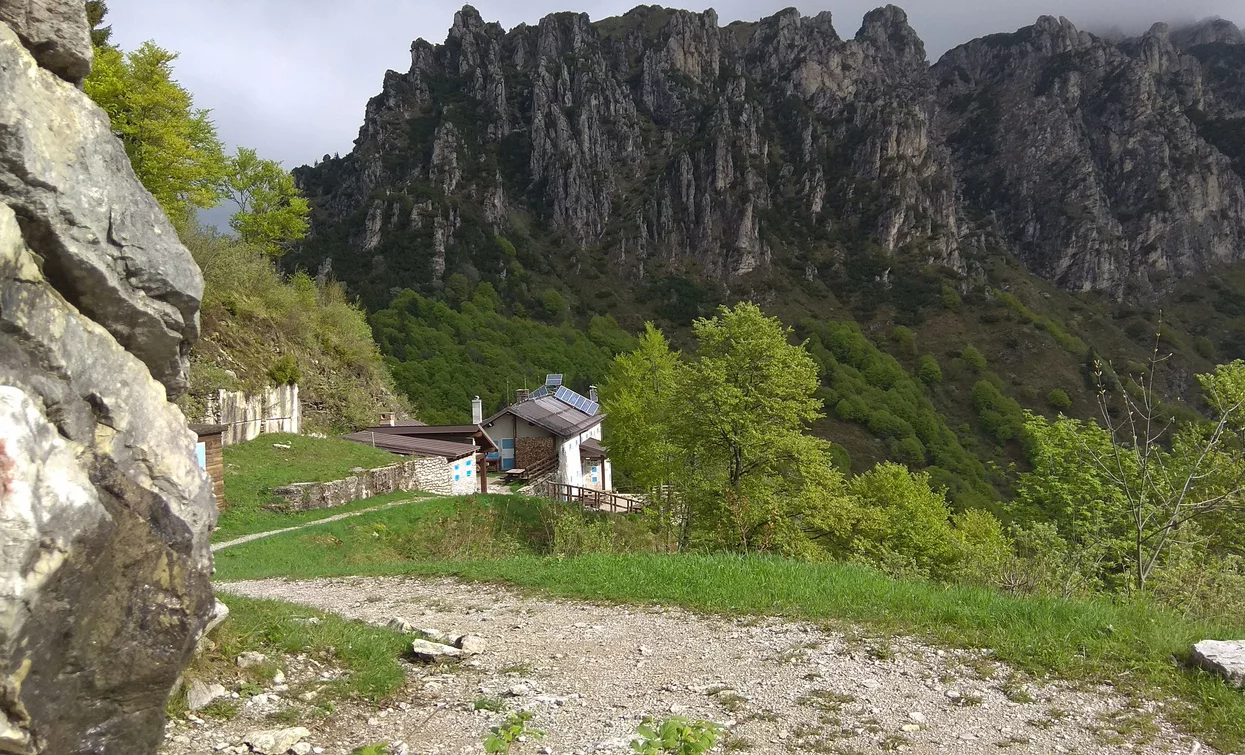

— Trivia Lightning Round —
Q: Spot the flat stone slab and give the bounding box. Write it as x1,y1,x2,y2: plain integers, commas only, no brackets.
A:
1191,640,1245,687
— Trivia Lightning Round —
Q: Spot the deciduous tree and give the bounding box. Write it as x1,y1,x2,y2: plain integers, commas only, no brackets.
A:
85,42,226,220
224,147,311,256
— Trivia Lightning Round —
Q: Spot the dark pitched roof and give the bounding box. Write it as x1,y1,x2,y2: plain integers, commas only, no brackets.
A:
341,431,476,460
484,395,604,438
580,437,608,458
364,423,497,452
370,424,479,435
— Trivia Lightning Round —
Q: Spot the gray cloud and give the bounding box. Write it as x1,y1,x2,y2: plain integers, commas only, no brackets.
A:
107,0,1244,171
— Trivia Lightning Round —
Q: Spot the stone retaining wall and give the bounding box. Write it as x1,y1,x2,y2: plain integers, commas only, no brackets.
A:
269,456,453,512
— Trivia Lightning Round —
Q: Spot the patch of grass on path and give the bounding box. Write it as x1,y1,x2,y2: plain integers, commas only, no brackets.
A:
213,500,1245,751
215,433,406,541
174,594,412,718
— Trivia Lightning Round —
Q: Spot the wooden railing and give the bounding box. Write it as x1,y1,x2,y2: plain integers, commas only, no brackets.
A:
548,483,644,514
520,454,557,481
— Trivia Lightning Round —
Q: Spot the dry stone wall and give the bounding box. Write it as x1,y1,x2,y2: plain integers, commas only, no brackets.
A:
270,456,456,512
0,4,217,753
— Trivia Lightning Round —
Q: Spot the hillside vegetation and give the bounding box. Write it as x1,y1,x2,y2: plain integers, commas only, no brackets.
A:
371,286,633,423
184,222,402,432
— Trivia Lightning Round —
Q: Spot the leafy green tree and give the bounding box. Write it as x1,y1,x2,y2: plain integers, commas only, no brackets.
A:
646,303,849,554
1014,412,1129,594
1047,389,1071,410
972,380,1025,442
842,463,963,579
445,273,471,307
539,288,568,319
916,354,942,385
940,284,962,311
962,345,987,371
676,303,822,488
85,42,226,220
889,325,915,355
223,147,310,256
1020,359,1245,597
599,324,684,550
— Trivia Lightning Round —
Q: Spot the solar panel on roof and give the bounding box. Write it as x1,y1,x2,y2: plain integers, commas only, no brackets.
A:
545,374,563,387
554,386,599,416
528,385,550,400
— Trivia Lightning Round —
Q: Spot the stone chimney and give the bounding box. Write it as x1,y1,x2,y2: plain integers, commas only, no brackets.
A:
379,411,396,426
589,385,598,403
516,388,529,404
472,396,483,425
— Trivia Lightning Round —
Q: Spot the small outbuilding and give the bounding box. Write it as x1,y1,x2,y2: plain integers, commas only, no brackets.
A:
191,423,226,509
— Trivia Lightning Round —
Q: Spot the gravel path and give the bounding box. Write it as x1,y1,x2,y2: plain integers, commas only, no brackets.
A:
160,575,1217,755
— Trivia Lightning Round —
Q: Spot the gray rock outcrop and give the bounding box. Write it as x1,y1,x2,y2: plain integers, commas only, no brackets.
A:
1191,639,1245,688
0,18,203,397
0,3,216,753
0,0,92,83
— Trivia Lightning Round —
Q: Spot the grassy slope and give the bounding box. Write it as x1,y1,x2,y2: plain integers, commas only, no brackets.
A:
215,433,406,542
172,594,413,719
213,498,1245,750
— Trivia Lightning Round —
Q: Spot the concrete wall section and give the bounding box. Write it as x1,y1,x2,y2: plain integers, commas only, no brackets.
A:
202,384,301,446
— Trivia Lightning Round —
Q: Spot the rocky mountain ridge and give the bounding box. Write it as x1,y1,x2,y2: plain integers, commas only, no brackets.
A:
292,5,1245,307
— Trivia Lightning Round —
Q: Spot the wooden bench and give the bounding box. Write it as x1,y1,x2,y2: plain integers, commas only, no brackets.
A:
501,468,525,483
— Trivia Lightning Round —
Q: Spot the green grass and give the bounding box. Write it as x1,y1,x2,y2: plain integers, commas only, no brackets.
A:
214,498,1245,750
215,433,408,541
190,594,412,706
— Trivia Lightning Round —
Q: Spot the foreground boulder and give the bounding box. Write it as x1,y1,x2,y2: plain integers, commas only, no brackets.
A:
1192,640,1245,688
0,14,203,397
0,3,216,753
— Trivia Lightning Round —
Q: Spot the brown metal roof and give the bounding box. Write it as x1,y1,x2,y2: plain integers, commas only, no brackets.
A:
341,431,476,460
484,396,604,438
363,423,497,452
370,424,482,435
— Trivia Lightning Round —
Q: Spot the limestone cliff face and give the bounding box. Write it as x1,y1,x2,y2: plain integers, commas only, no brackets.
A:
0,3,216,753
293,4,962,304
294,5,1245,302
934,16,1245,294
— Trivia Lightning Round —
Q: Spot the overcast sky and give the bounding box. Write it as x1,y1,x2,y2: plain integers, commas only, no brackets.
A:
106,0,1242,173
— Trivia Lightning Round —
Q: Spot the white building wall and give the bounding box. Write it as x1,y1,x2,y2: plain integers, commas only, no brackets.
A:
557,435,583,487
203,384,301,446
561,423,609,489
449,454,477,495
